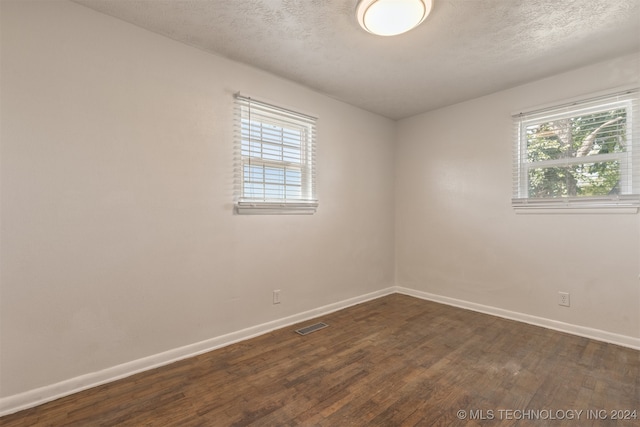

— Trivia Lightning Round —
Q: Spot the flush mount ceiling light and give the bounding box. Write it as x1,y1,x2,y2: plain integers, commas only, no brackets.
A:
356,0,433,36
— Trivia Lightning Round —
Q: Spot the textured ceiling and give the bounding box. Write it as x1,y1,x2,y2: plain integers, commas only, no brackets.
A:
72,0,640,120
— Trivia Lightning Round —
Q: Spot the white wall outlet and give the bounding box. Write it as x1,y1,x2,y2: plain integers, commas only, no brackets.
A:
558,291,570,307
273,289,281,304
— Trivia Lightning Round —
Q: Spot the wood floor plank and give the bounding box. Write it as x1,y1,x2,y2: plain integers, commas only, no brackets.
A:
1,294,638,426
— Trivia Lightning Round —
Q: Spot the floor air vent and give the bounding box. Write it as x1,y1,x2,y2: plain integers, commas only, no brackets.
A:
295,322,328,336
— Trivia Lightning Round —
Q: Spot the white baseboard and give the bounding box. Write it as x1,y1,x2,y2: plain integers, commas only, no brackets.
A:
395,286,640,351
3,285,638,417
0,287,395,417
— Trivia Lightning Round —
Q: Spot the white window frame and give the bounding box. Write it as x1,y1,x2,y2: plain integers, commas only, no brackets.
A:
235,94,318,215
512,89,639,213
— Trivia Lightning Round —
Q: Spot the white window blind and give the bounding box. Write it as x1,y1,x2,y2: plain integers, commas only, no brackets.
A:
512,89,640,211
235,94,318,214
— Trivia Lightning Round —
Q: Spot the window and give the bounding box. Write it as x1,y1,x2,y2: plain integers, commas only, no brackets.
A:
235,94,317,214
512,89,639,211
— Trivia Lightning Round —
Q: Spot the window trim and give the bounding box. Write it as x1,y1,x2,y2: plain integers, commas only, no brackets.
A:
512,88,640,213
234,94,318,215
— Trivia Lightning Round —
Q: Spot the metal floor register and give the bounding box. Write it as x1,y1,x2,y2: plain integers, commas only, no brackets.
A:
295,322,328,336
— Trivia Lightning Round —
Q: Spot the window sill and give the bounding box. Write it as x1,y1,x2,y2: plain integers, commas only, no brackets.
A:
514,206,639,215
512,196,640,214
235,202,318,215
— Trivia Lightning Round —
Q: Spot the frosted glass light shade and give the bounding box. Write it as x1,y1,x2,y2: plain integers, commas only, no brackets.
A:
356,0,433,36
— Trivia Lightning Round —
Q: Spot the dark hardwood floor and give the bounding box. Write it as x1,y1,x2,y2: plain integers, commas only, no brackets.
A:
1,294,638,426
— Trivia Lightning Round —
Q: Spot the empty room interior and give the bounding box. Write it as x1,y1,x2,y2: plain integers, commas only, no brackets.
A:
2,0,640,425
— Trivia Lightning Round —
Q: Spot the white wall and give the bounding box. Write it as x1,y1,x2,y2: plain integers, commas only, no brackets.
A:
0,0,395,398
396,53,640,340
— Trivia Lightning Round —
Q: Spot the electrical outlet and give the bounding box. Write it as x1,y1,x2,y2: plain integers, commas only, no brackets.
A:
558,292,570,307
273,290,281,304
